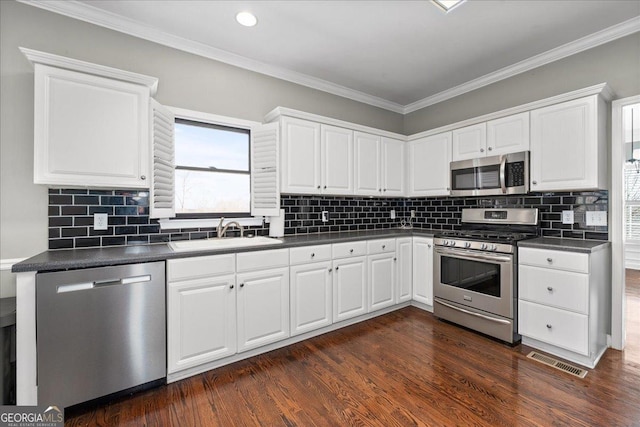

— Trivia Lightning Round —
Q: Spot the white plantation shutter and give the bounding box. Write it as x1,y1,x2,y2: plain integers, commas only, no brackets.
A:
149,99,175,219
251,122,280,216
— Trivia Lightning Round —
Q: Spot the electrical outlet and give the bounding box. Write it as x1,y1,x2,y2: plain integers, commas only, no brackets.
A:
390,209,396,219
586,211,607,226
94,213,108,230
562,210,574,224
321,211,329,223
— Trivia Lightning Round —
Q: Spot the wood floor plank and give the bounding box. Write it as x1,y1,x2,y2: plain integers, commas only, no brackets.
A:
65,272,640,426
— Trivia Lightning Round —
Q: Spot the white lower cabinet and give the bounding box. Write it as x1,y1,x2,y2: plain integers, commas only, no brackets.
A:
333,256,368,322
518,246,610,368
167,255,236,374
396,238,413,303
236,266,290,353
290,260,333,336
412,237,434,308
367,239,397,312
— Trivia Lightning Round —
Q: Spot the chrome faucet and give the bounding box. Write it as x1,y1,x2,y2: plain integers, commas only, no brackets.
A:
217,217,244,238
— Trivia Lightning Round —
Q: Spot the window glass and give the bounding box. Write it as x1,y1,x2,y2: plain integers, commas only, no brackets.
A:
174,119,250,217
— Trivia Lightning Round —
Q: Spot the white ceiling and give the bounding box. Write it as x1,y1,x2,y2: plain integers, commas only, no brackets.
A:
25,0,640,113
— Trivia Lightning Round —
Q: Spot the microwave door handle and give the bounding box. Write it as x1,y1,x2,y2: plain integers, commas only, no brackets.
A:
499,156,507,193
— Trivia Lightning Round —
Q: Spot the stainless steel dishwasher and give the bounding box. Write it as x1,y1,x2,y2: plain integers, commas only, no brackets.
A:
36,262,166,408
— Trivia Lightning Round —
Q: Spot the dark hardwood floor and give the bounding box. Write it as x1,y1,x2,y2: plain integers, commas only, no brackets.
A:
66,273,640,426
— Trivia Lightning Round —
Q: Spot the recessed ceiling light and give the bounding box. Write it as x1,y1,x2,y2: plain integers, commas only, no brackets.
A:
236,11,257,27
432,0,466,13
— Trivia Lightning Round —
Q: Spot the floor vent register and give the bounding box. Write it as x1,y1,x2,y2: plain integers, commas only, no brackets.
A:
526,351,588,378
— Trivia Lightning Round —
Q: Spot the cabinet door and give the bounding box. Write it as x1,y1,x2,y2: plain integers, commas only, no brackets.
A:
452,123,487,161
333,256,367,322
237,267,290,352
486,112,530,156
33,64,150,188
321,124,354,195
412,237,433,307
530,96,599,191
382,137,405,196
290,261,333,336
354,132,381,196
396,238,413,303
408,133,451,197
368,253,396,312
167,274,236,373
281,117,321,194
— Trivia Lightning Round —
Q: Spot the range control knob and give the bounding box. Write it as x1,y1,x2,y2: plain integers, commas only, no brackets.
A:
481,243,487,250
450,241,456,247
464,242,471,248
491,244,498,251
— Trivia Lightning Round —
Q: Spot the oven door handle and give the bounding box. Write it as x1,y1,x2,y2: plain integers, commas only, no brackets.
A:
435,247,512,263
435,299,511,325
499,155,507,194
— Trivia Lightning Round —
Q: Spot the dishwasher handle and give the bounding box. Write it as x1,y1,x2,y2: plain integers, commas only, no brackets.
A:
57,274,152,293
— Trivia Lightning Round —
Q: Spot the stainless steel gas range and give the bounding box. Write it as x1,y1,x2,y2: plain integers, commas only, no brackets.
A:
433,208,539,344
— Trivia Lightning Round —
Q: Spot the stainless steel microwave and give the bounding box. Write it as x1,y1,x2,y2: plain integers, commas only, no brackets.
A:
450,151,529,197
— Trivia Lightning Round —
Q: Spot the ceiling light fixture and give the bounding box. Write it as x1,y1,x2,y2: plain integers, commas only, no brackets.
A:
236,11,257,27
432,0,466,13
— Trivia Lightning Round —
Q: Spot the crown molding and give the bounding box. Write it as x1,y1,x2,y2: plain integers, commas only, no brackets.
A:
19,1,639,115
403,16,640,114
19,47,159,94
18,0,405,114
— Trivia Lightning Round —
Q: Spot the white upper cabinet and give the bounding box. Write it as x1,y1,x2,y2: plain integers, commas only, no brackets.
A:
280,117,321,194
381,137,405,196
24,49,158,188
354,131,382,196
530,95,606,191
321,124,354,195
452,112,529,162
486,112,530,156
407,132,451,197
280,117,354,195
452,123,486,161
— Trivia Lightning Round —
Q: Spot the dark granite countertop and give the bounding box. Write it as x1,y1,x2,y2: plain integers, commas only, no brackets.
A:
517,237,610,253
12,228,435,273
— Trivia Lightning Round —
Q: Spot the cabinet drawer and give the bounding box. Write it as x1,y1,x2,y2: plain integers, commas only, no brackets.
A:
237,249,289,272
367,238,396,255
332,241,367,258
519,300,588,355
168,254,235,282
519,265,589,314
289,245,332,265
519,247,589,273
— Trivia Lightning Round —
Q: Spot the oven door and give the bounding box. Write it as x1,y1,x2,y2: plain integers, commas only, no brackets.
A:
433,246,514,318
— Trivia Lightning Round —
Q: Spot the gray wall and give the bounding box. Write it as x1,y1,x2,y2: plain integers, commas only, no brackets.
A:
404,32,640,134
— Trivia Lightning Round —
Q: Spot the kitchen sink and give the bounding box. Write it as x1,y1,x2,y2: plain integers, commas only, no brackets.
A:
168,236,283,252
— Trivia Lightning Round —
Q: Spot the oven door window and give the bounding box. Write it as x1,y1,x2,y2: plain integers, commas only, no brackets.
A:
440,256,501,297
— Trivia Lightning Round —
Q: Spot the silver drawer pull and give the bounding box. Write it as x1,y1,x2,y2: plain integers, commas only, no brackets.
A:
57,282,94,293
121,275,151,285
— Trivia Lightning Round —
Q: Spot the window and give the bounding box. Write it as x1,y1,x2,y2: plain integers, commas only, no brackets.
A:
624,103,640,241
174,118,250,218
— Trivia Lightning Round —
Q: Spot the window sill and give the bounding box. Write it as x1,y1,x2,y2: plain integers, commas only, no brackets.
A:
158,217,264,231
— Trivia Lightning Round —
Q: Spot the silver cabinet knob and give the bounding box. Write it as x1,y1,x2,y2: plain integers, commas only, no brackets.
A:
393,257,397,261
532,180,538,185
349,249,354,253
240,283,245,288
547,258,553,263
382,245,386,249
487,147,493,151
547,286,553,291
311,253,315,258
328,268,332,273
140,175,146,180
230,284,234,289
427,244,432,248
546,324,552,329
324,185,327,189
317,185,321,189
335,266,339,271
480,148,485,153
